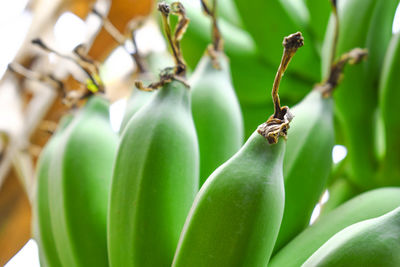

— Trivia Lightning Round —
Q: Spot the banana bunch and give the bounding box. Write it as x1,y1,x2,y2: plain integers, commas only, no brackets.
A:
30,0,400,266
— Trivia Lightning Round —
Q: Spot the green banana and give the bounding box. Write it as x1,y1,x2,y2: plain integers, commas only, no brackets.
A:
190,0,244,186
302,206,400,266
108,4,199,266
269,187,400,267
273,89,334,252
321,0,399,189
172,131,286,267
34,115,73,267
108,80,199,266
191,52,244,186
379,32,400,186
48,96,117,267
172,32,302,267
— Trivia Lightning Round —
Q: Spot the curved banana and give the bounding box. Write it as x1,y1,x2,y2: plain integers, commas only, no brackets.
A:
191,0,244,186
172,32,302,267
108,80,199,267
269,187,400,267
191,53,244,186
34,115,73,267
172,130,286,267
302,206,400,266
379,32,400,185
273,89,334,252
48,96,117,267
108,4,199,265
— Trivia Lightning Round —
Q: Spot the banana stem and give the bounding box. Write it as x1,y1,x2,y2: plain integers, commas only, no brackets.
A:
257,32,303,144
8,63,65,96
272,32,304,119
317,48,368,97
329,0,339,68
31,38,104,94
160,2,189,77
200,0,223,53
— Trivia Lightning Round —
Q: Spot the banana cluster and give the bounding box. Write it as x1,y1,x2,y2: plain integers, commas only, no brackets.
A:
32,0,400,266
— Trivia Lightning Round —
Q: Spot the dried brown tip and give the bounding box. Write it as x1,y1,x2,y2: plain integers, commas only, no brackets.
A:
135,2,189,91
158,2,170,15
257,107,294,144
283,32,304,52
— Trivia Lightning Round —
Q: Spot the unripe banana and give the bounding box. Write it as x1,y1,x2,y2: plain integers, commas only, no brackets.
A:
302,206,400,266
108,81,199,267
190,1,244,186
269,187,400,267
191,53,244,186
108,3,200,264
379,33,400,186
34,115,73,267
172,31,302,267
172,131,286,267
48,96,117,267
273,89,334,252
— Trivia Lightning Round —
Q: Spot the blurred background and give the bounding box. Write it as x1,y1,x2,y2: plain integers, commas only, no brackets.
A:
1,0,400,265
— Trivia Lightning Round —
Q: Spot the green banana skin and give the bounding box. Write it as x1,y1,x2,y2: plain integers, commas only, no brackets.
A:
379,33,400,186
34,115,73,267
172,131,285,267
191,52,244,186
273,90,334,252
302,206,400,266
49,96,117,267
119,88,154,134
120,52,174,133
322,0,399,189
269,187,400,267
108,80,199,267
